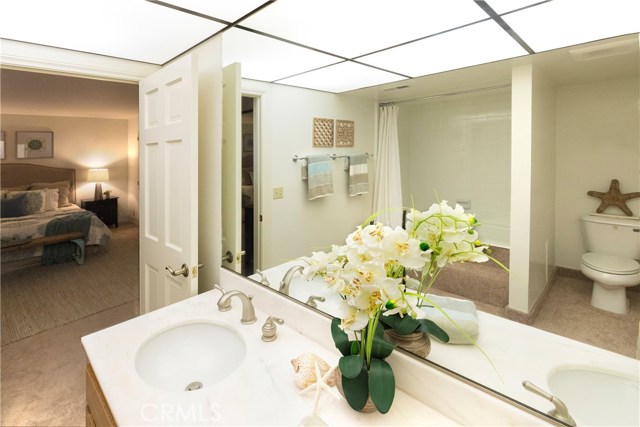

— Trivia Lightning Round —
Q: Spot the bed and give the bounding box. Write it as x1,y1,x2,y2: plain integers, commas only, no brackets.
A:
1,163,112,272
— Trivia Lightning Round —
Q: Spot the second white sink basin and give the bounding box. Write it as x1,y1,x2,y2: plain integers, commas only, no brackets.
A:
548,366,639,426
135,321,246,392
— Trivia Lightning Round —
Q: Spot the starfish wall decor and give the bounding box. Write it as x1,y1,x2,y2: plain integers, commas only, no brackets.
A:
587,179,640,216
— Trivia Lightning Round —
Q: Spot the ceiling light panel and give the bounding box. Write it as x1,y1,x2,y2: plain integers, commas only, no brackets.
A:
156,0,271,22
483,0,549,14
239,0,489,59
0,0,224,64
276,62,405,93
222,28,342,82
358,20,528,78
502,0,640,53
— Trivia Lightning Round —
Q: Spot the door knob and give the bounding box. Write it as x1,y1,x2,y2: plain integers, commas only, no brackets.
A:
166,263,189,277
222,251,233,263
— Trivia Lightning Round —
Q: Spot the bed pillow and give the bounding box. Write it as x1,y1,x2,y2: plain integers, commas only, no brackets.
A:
30,181,72,207
0,193,29,218
43,188,60,211
7,190,46,215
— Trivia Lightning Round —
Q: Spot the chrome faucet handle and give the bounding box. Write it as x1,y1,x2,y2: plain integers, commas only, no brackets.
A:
261,316,284,342
305,295,326,308
217,290,256,324
522,381,576,426
213,284,231,310
255,269,271,287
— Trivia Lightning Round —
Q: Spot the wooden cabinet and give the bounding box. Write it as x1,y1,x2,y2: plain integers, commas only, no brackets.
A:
81,198,118,228
86,364,116,427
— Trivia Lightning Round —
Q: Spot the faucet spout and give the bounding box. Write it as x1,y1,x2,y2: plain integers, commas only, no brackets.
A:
217,290,257,324
522,381,576,426
279,265,304,295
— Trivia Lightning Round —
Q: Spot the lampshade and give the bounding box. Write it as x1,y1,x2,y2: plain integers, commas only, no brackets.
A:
87,168,109,182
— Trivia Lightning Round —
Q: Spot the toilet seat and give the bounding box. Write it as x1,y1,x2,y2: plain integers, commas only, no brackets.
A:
581,252,640,275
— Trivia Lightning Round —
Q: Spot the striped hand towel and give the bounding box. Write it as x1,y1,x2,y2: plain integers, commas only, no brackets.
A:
347,154,369,196
306,155,334,200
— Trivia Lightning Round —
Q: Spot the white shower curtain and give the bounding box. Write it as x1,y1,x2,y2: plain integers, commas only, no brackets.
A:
373,105,403,227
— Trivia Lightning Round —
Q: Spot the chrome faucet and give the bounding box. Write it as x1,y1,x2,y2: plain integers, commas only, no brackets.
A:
522,381,576,426
254,269,271,287
217,290,257,324
279,265,304,295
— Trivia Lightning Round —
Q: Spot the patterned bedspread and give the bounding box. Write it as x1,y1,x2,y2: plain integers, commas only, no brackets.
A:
1,205,112,263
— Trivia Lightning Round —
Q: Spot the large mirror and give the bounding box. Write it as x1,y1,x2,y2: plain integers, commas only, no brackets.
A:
223,33,640,425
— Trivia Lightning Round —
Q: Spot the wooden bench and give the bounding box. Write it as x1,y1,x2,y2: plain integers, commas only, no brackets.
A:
1,232,85,265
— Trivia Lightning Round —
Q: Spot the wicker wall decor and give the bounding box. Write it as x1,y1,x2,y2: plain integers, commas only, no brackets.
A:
335,120,355,147
313,118,335,147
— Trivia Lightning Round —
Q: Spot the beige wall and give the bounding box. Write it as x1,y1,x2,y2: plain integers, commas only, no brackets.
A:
1,114,132,223
398,87,512,247
241,79,377,269
555,76,640,269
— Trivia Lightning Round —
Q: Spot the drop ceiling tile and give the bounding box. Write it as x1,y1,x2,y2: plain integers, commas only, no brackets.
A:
222,28,342,82
503,0,640,53
240,0,489,59
0,0,224,64
483,0,548,14
275,61,405,93
358,20,528,78
157,0,271,22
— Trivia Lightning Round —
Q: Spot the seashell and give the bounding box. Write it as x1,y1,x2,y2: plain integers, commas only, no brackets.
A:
291,352,336,389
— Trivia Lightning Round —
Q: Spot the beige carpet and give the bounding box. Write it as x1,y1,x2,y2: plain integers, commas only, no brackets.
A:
1,223,139,345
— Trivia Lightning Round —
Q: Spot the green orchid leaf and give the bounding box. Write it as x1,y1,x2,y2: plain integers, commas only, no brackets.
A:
331,317,352,356
368,358,395,414
350,340,361,355
373,319,385,337
339,355,364,378
380,313,421,334
370,334,395,360
417,319,450,343
341,367,370,411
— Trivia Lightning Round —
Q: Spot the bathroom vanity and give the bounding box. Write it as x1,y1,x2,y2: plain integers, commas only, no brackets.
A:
82,270,556,426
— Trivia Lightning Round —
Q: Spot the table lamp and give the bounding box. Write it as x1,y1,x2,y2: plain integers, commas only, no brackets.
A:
87,168,109,200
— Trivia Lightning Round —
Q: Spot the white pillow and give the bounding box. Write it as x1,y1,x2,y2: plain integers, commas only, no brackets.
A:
43,188,59,211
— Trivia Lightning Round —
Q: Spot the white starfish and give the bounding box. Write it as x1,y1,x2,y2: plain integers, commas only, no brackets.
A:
300,362,342,403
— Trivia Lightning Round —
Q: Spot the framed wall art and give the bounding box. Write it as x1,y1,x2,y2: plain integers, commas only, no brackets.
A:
312,117,334,147
16,131,54,159
335,120,355,147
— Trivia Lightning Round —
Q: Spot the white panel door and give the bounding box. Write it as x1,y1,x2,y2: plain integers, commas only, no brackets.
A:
139,54,199,314
221,63,243,273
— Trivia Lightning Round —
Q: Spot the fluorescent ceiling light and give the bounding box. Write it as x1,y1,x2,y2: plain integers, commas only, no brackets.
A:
240,0,488,59
503,0,640,53
222,28,342,82
358,20,528,78
482,0,548,14
276,62,405,93
157,0,270,22
0,0,224,64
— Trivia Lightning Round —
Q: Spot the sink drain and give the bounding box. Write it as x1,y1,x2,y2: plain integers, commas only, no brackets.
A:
185,381,203,391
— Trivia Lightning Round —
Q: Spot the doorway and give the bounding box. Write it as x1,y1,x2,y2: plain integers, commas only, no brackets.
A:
241,95,259,276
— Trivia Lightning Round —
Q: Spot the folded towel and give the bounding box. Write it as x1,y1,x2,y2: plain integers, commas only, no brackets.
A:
306,155,334,200
420,294,479,344
347,154,369,196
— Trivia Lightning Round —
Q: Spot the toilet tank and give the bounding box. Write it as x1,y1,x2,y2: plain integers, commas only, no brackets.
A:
580,214,640,259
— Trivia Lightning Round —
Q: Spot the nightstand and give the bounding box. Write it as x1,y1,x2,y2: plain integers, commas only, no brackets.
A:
81,197,118,228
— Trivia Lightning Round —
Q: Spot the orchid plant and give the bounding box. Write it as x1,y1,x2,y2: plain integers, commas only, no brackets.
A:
302,200,504,413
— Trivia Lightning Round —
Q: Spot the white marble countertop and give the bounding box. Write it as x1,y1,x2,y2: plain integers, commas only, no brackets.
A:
82,289,458,426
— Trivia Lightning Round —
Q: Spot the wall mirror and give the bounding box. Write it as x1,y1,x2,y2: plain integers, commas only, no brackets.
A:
222,33,640,424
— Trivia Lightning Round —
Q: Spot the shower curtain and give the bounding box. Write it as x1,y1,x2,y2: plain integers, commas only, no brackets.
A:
373,104,403,227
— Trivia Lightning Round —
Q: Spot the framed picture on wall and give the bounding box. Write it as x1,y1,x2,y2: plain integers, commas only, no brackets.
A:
0,131,5,160
16,131,54,159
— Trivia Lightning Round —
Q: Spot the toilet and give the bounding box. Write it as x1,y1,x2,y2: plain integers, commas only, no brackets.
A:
580,214,640,315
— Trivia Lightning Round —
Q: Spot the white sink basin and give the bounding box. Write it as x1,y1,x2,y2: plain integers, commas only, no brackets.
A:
548,367,639,426
135,321,246,392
